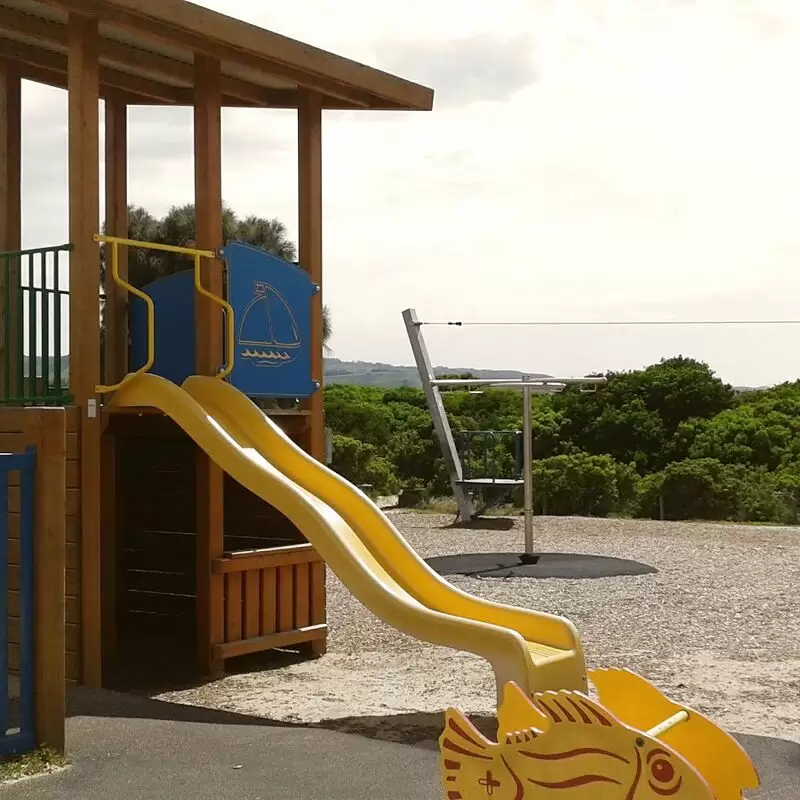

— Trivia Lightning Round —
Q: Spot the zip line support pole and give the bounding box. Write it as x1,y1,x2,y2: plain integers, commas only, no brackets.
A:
403,308,474,521
521,384,535,561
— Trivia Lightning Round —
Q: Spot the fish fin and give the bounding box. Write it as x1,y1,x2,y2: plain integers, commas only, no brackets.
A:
497,681,550,738
440,708,496,755
533,690,622,729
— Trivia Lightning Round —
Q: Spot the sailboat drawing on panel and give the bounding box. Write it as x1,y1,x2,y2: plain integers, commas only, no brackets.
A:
237,280,302,367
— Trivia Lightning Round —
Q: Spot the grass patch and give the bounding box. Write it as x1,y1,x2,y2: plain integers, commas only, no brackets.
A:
0,747,67,783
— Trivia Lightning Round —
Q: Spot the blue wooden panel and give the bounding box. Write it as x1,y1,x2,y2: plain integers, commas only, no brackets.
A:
0,449,36,757
0,469,8,736
0,730,35,756
128,270,196,386
224,241,319,399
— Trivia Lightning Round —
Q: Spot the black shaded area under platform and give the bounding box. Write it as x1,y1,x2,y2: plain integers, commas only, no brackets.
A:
425,551,657,579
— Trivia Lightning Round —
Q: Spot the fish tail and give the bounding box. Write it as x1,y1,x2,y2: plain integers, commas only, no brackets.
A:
440,710,522,800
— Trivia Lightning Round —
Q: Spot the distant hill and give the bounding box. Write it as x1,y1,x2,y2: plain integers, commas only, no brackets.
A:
324,358,550,388
31,355,543,390
41,353,765,392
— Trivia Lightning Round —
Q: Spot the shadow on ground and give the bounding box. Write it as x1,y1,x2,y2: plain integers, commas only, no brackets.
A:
310,711,497,750
69,689,494,746
67,686,293,729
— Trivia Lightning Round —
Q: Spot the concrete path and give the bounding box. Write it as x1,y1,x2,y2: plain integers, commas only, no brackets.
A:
3,688,797,799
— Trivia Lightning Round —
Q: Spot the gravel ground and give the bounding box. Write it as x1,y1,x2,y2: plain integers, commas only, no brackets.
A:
156,513,800,746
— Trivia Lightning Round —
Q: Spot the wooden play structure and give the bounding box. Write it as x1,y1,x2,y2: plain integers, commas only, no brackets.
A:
0,0,433,687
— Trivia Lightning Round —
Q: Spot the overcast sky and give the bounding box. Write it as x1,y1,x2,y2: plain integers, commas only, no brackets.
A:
19,0,800,386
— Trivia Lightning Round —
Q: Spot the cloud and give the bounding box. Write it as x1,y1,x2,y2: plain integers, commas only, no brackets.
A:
20,82,69,245
376,34,536,107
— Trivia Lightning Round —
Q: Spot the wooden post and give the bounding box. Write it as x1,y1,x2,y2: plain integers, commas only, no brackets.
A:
32,408,66,753
103,101,128,387
68,13,103,687
100,101,126,676
193,54,224,676
298,91,327,657
0,59,21,397
298,91,324,461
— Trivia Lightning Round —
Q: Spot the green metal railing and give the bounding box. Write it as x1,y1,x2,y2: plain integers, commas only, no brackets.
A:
0,245,72,406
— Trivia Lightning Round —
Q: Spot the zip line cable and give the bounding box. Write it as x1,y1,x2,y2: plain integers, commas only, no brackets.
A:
418,319,800,327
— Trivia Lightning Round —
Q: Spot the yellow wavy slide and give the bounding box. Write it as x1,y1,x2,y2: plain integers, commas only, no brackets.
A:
110,373,586,701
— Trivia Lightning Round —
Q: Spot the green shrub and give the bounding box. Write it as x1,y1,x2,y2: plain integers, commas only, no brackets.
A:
331,434,399,494
532,453,636,517
635,458,799,522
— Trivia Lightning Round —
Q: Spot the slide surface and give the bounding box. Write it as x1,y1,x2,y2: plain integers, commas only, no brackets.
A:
110,373,586,699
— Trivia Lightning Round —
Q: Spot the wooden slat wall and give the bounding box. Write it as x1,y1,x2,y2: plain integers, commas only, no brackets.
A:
223,472,307,551
214,544,327,660
116,421,196,635
1,407,80,682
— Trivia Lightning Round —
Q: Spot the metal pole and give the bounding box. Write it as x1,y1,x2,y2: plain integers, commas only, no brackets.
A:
522,384,534,558
402,308,474,521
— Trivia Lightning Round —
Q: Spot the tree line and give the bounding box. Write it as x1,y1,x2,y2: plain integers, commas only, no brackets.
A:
326,357,800,524
99,206,800,523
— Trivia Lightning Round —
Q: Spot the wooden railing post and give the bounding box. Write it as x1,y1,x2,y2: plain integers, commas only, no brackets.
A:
32,408,66,752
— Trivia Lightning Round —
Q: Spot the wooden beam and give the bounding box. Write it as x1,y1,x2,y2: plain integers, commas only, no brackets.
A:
0,58,21,398
32,408,67,752
37,0,400,108
193,54,224,677
0,8,314,109
16,61,171,106
18,59,331,108
213,624,327,661
0,36,189,103
298,90,325,462
103,100,128,386
68,12,103,687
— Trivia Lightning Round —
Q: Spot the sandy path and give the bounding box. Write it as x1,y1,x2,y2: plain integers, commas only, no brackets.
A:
155,513,800,746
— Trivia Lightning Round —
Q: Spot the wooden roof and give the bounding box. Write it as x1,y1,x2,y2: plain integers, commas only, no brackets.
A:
0,0,434,110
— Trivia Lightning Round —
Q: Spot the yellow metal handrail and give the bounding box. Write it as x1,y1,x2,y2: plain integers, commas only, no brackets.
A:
191,252,235,381
95,234,235,393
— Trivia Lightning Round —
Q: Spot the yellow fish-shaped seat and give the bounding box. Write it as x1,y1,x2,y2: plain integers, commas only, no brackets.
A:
440,685,716,799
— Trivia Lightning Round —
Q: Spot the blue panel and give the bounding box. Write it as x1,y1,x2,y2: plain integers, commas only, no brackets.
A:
0,449,36,757
224,241,319,398
0,468,8,736
128,270,196,386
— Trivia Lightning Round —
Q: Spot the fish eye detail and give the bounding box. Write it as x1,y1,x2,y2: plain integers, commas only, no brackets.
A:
647,750,683,796
651,758,675,783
